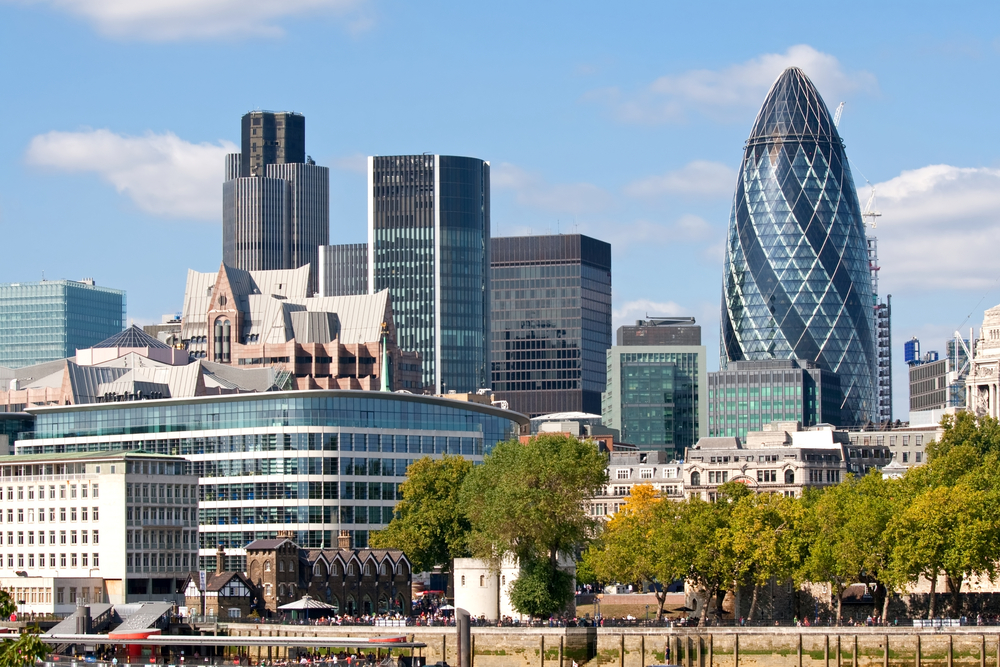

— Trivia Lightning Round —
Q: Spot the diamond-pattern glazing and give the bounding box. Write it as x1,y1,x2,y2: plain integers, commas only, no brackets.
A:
720,68,876,426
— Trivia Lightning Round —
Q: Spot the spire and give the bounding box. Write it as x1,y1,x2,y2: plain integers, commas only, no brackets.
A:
380,322,390,392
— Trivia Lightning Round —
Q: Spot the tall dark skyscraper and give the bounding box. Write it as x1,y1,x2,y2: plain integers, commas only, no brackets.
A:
721,67,877,427
368,155,490,394
490,234,612,417
223,111,328,293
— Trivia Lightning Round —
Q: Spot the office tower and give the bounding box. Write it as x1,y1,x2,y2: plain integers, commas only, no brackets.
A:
223,112,328,292
602,318,707,455
867,237,892,423
240,111,305,177
490,234,612,416
0,279,125,368
908,335,970,413
707,359,841,439
720,67,877,427
318,243,368,297
368,155,490,394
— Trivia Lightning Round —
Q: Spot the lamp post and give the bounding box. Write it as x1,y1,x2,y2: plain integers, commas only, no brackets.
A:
646,605,650,623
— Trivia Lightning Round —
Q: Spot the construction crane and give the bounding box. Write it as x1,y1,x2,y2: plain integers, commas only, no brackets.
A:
834,101,845,127
862,183,882,229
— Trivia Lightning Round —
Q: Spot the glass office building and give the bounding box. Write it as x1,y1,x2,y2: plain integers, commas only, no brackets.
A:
0,280,126,368
16,390,526,571
707,359,841,439
490,234,612,416
720,67,876,426
318,243,368,297
602,322,706,456
368,155,490,394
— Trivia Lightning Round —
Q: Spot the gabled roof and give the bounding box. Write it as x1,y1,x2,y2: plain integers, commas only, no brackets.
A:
93,325,170,350
246,538,296,551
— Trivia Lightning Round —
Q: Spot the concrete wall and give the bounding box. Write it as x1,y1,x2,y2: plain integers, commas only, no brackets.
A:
220,623,1000,667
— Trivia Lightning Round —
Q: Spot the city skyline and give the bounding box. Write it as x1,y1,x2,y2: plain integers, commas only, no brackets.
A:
3,2,1000,418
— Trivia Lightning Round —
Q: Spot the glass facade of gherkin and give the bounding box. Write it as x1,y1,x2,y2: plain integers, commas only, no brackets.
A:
721,67,876,427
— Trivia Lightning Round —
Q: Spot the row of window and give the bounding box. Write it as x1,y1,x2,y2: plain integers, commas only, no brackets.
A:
5,529,98,545
126,483,196,502
852,434,925,446
126,552,192,571
1,585,102,606
808,470,842,483
3,483,98,500
126,506,194,526
201,481,401,502
7,552,99,568
4,506,99,523
198,505,395,526
126,529,196,549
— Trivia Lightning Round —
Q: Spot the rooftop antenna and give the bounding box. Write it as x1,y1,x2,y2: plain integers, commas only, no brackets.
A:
834,101,845,128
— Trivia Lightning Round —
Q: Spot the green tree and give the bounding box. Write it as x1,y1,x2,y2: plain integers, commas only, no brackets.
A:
652,494,735,624
369,454,473,572
0,630,51,667
888,483,1000,617
798,479,867,624
588,484,677,619
927,412,1000,461
507,557,575,619
460,434,608,617
726,490,806,622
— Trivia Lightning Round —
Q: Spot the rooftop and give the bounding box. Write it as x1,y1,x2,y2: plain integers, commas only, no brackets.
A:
93,325,170,350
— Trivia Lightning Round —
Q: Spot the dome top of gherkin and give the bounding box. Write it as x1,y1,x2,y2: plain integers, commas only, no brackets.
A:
747,67,842,146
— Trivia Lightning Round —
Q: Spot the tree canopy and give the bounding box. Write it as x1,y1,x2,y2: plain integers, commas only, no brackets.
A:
369,454,474,572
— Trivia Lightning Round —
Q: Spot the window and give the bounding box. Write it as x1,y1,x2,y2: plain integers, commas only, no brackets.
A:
690,472,701,486
616,469,630,480
70,508,77,522
640,468,654,479
264,560,271,572
902,452,909,463
916,452,923,463
93,507,99,521
92,485,99,499
93,531,98,544
480,575,485,587
461,575,466,587
81,508,88,521
94,553,99,567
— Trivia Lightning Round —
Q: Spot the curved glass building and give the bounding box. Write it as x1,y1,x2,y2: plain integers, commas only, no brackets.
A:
16,390,527,571
721,68,876,426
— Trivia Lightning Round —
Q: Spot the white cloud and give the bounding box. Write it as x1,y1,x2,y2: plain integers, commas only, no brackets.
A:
872,165,1000,292
590,44,877,124
625,160,736,199
26,128,236,221
492,163,611,215
612,298,687,331
11,0,368,40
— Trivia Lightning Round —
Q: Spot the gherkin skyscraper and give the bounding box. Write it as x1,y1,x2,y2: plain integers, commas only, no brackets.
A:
721,67,876,426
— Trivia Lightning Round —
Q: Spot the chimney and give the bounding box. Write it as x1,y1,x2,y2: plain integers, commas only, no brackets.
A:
337,530,352,550
216,545,225,573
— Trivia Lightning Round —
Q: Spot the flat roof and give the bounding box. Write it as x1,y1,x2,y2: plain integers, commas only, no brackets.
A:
25,388,530,427
0,450,185,464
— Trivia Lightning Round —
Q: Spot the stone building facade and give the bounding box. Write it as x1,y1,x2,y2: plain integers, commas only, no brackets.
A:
246,532,410,616
968,303,1000,419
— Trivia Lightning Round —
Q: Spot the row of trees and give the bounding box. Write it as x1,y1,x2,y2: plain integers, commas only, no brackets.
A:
370,433,607,618
585,412,1000,624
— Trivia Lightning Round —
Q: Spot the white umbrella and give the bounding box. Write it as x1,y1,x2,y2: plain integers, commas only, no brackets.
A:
438,604,456,611
278,595,337,618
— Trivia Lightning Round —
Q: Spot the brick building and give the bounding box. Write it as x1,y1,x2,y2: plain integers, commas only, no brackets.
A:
245,532,410,617
181,264,422,392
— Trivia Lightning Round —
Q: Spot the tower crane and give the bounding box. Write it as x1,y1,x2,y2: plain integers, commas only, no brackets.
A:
834,101,845,127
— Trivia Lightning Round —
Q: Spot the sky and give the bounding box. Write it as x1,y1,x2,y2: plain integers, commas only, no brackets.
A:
2,0,1000,419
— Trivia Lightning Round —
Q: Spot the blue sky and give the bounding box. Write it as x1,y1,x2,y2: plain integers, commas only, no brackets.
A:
2,0,999,418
